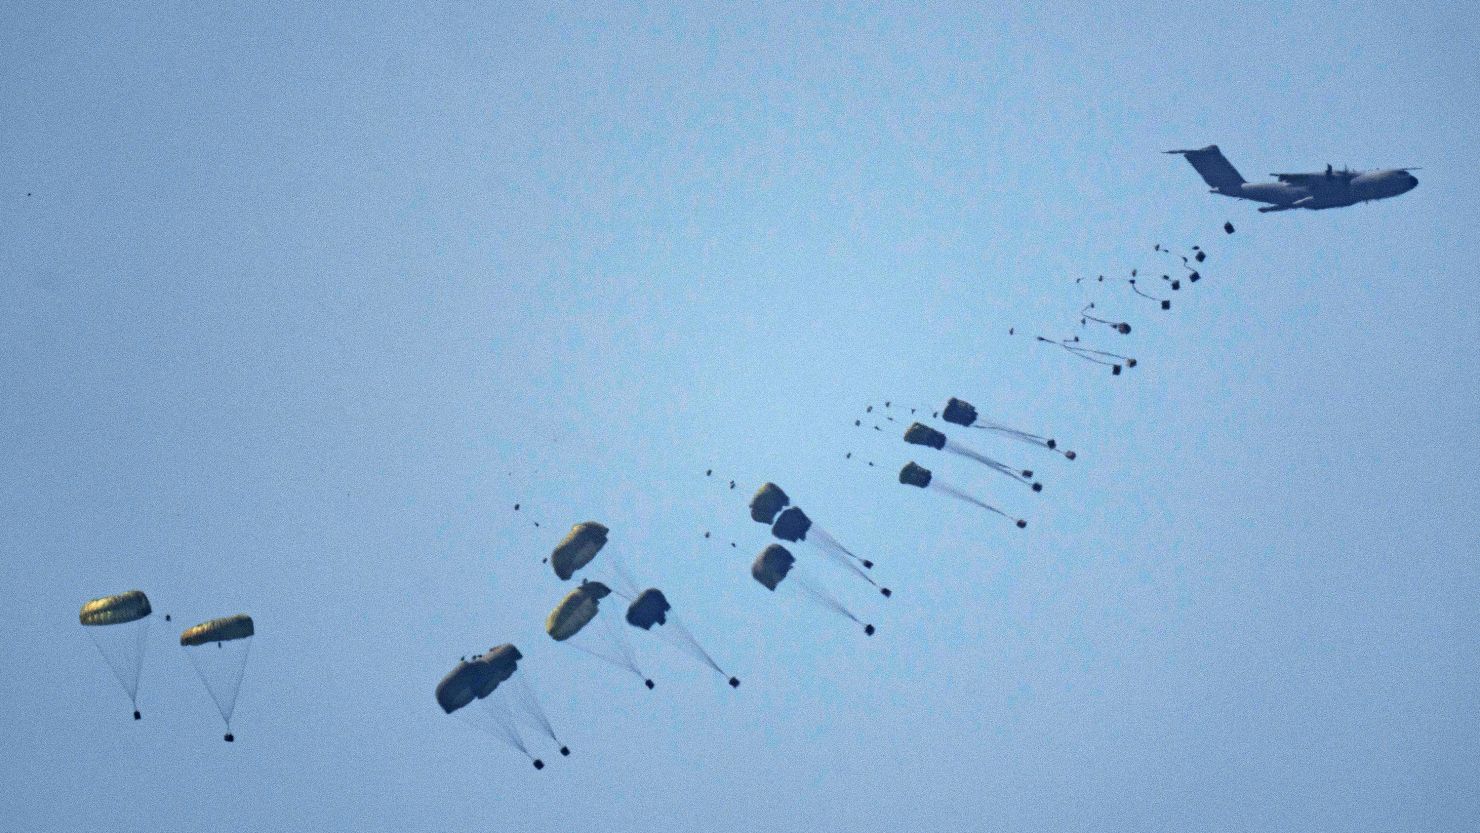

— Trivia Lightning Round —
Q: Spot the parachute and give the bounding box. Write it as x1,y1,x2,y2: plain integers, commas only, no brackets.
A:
899,462,1027,528
751,544,795,590
903,422,1041,491
940,398,1075,460
179,614,254,741
546,581,653,688
437,644,567,769
770,506,890,597
550,522,609,581
749,483,790,524
750,544,874,636
1080,303,1132,334
80,590,152,720
625,589,739,687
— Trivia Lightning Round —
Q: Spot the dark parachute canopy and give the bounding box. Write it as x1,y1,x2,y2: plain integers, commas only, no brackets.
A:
625,589,670,629
899,461,932,488
80,590,153,720
771,506,813,543
940,398,978,428
751,544,795,591
436,644,567,768
179,614,255,742
749,482,790,524
902,422,946,450
550,521,609,581
625,588,739,687
436,644,523,715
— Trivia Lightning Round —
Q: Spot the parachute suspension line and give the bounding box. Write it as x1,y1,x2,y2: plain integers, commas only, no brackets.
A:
86,619,149,708
508,673,561,747
595,610,648,683
975,420,1076,460
1080,303,1132,334
184,638,252,728
810,526,872,570
606,558,642,600
667,617,726,677
793,572,861,625
459,700,532,761
1127,279,1171,309
944,442,1040,490
810,530,885,593
930,482,1027,528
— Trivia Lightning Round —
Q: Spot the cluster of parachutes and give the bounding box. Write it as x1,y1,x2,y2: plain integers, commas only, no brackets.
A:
434,520,739,769
80,590,255,742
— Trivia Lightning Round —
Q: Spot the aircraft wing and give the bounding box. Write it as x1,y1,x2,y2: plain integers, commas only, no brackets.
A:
1272,170,1357,183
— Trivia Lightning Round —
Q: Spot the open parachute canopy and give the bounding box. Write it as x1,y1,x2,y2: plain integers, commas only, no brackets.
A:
899,461,933,488
903,422,947,450
435,644,523,715
179,614,254,646
749,482,791,524
751,544,795,591
771,506,812,543
80,590,151,626
550,522,609,581
546,581,611,641
941,398,978,427
625,589,671,630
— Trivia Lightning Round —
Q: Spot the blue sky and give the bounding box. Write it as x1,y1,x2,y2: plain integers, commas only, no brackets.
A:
2,3,1477,830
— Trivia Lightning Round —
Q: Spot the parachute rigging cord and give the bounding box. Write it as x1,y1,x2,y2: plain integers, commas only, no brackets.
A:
973,419,1077,460
1036,336,1137,375
1127,279,1171,310
86,617,150,716
184,637,252,735
571,609,651,688
929,482,1027,528
1080,303,1132,334
507,673,568,755
808,527,891,597
459,692,538,766
943,441,1042,491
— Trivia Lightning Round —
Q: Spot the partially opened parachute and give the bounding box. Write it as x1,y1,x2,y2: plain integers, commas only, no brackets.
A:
80,590,153,720
550,522,609,581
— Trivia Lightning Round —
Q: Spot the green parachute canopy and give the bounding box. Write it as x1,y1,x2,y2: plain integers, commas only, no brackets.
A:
80,590,151,626
179,614,254,646
546,581,611,641
550,522,609,581
771,506,812,543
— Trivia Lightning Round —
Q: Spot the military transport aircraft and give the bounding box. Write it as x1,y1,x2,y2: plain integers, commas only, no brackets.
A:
1165,145,1417,212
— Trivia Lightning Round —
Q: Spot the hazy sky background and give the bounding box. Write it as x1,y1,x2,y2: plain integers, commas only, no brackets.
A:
3,3,1477,831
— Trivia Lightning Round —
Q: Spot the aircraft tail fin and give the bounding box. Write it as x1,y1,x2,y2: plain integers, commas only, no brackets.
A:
1165,145,1246,191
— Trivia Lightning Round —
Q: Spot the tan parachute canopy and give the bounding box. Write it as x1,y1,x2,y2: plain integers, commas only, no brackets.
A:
179,614,255,646
550,522,609,581
80,590,151,626
545,581,611,641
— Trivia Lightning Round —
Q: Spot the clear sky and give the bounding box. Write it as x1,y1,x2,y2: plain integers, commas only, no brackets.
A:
3,3,1477,831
